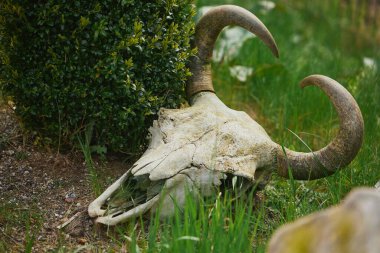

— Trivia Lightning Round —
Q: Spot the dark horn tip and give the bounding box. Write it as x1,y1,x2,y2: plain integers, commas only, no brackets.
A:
271,44,280,58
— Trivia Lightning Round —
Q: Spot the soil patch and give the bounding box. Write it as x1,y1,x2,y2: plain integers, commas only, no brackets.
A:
0,105,133,252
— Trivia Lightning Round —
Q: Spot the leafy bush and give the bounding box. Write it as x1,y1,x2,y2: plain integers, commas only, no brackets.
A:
0,0,195,152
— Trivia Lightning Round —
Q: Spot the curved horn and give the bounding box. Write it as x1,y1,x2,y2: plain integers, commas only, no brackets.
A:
276,75,364,180
186,5,279,99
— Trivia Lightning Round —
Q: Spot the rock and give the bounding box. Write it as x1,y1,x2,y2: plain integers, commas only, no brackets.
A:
267,188,380,253
77,237,87,245
65,192,77,203
4,150,15,156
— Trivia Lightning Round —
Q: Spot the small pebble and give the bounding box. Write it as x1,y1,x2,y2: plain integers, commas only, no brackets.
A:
77,237,87,245
65,192,77,203
5,150,15,156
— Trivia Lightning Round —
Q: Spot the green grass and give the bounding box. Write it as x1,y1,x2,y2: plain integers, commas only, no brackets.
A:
111,188,268,253
117,0,379,252
0,204,42,252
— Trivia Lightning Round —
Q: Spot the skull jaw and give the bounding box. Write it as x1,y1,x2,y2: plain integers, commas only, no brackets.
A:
88,166,269,226
95,195,160,225
88,170,131,218
88,172,199,226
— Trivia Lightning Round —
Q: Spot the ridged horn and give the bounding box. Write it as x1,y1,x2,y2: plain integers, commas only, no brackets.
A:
276,75,364,180
186,5,279,99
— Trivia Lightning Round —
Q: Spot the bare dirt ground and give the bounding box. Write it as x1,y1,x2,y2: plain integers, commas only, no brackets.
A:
0,105,132,252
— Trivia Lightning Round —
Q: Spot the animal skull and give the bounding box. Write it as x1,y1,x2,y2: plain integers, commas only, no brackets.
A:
88,5,363,225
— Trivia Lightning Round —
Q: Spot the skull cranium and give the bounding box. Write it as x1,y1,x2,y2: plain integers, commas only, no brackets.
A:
88,5,363,225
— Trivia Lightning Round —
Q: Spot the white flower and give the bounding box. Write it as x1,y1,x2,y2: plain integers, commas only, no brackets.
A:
229,65,254,82
291,34,301,44
259,1,276,13
213,27,256,62
363,57,377,70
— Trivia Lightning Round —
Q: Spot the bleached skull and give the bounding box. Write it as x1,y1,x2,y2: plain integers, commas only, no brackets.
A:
88,5,363,225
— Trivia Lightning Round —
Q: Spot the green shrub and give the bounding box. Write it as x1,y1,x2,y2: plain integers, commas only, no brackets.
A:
0,0,195,152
